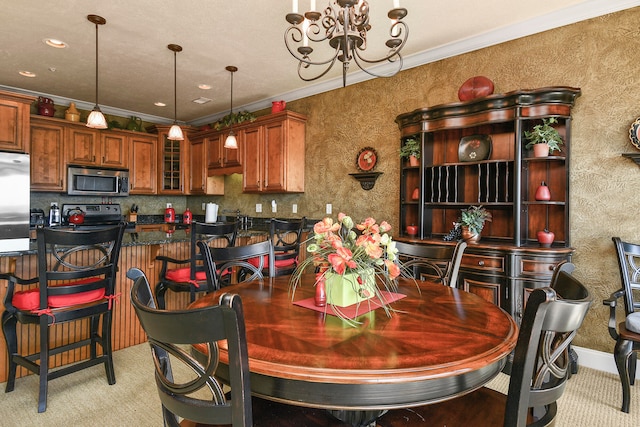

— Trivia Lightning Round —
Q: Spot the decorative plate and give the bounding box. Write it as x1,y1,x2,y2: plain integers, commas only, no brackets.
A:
356,147,378,172
629,117,640,150
458,135,492,162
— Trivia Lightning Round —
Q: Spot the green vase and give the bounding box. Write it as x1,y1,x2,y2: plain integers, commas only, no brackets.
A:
324,268,376,307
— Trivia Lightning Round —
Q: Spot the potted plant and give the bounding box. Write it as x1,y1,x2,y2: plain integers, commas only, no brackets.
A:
459,205,492,244
399,137,421,166
211,110,257,131
524,117,564,157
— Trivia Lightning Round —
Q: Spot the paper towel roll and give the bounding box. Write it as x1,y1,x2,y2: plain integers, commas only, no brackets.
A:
205,203,218,223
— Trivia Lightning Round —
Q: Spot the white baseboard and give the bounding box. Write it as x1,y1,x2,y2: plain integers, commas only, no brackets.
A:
573,345,640,379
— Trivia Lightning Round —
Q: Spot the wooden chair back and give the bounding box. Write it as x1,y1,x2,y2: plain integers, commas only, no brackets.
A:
395,240,467,287
130,269,253,427
269,217,306,276
199,240,274,289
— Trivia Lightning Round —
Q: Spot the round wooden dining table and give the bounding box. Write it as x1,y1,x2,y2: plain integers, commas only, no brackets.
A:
189,273,518,425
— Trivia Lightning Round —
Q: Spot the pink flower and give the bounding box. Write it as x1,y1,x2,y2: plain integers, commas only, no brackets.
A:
385,259,401,279
328,247,357,274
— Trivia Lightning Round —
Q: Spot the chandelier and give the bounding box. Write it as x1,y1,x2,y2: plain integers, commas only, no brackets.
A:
284,0,408,87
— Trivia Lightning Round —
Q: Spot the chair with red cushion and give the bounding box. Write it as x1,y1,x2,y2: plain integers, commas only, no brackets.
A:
199,240,275,288
155,221,238,309
248,218,305,277
1,223,125,412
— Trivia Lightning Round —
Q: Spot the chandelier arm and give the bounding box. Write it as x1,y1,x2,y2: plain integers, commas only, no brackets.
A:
352,52,404,79
297,55,340,82
284,31,342,67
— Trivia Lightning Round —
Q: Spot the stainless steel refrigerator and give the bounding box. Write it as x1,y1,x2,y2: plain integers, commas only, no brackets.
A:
0,152,29,252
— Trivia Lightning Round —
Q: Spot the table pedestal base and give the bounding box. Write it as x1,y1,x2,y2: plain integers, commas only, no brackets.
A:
328,409,387,427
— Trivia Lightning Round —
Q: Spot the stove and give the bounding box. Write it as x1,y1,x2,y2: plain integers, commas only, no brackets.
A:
61,203,126,229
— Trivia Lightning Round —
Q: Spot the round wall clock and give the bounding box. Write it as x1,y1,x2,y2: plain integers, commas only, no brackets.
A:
356,147,378,172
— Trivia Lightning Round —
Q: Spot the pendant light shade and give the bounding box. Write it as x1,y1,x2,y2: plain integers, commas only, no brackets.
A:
224,66,238,149
86,15,107,129
167,44,184,141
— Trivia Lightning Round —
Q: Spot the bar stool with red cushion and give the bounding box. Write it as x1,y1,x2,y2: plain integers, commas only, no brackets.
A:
1,223,125,413
155,221,238,309
248,218,305,277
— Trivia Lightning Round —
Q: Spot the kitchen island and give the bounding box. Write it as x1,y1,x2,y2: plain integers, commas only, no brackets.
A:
0,225,270,384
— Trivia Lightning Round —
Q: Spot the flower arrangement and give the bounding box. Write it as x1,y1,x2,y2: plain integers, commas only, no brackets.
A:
290,213,402,321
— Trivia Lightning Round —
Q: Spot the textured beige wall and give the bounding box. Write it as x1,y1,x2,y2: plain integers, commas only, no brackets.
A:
208,8,640,353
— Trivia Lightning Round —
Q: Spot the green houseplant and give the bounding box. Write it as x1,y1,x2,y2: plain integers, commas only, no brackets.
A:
524,117,564,156
211,110,257,131
399,137,421,166
459,205,492,243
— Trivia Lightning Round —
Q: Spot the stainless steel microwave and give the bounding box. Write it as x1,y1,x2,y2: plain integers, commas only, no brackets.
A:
67,165,129,197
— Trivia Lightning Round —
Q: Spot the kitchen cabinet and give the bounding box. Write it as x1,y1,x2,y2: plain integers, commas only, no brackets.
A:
188,134,224,195
206,130,242,175
242,111,306,193
30,117,65,191
150,125,186,195
129,133,157,195
65,125,128,168
395,87,581,322
0,90,35,153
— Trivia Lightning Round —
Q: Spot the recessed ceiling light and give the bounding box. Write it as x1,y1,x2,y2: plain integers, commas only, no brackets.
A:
198,84,212,90
19,71,36,78
192,97,212,104
43,38,67,49
154,102,167,107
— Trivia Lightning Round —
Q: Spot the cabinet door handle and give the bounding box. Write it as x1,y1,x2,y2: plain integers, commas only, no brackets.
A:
478,260,485,266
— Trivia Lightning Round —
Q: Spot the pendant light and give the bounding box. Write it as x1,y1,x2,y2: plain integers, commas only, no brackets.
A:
167,44,184,141
224,65,238,149
86,15,108,129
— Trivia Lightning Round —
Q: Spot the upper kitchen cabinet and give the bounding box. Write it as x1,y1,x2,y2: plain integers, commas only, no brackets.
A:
189,134,224,195
0,90,36,153
242,111,306,193
206,130,242,175
65,124,128,168
150,125,187,195
30,117,65,192
128,133,158,195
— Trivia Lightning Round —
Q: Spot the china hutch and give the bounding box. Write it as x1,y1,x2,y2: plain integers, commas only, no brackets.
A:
396,86,581,323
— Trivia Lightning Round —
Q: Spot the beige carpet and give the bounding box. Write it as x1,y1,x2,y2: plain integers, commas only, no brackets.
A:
0,343,638,426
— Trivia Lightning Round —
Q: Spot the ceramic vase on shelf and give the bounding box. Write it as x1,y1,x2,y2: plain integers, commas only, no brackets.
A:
65,102,80,122
537,229,555,248
406,224,418,236
461,226,481,244
411,187,419,200
535,181,551,201
533,143,550,158
409,155,420,167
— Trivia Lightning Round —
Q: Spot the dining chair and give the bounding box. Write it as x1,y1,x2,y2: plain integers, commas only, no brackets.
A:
377,267,592,427
155,221,238,309
604,236,640,413
395,240,467,287
1,223,126,412
248,218,306,277
198,240,275,289
128,268,350,427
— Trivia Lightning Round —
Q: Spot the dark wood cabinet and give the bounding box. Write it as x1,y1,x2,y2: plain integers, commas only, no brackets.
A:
395,87,581,321
129,133,157,195
65,126,128,168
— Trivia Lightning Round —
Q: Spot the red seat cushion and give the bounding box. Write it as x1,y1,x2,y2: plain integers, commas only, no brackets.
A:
165,267,206,282
248,255,296,269
12,278,105,311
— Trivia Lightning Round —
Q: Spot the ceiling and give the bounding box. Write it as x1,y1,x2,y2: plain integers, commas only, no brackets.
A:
0,0,636,126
